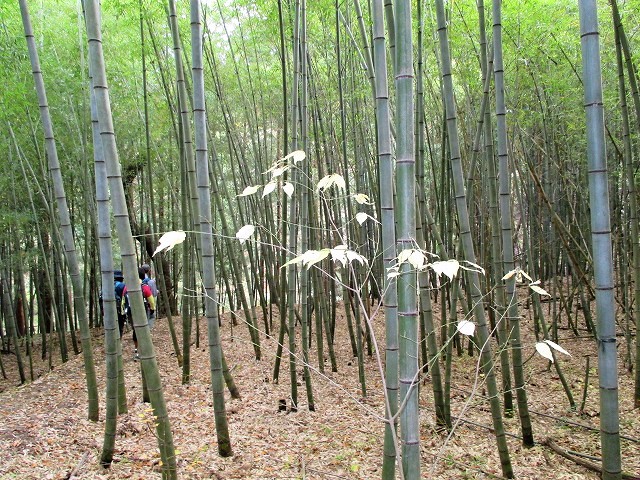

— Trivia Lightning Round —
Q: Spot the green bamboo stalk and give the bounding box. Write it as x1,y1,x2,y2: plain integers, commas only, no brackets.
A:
394,0,419,476
372,0,399,448
167,0,201,387
0,266,25,384
168,0,200,242
180,103,193,385
610,0,640,410
84,1,177,475
415,0,447,431
610,0,640,132
19,0,99,421
491,0,533,445
309,96,339,373
474,0,514,418
298,0,314,411
335,3,364,390
87,58,124,464
434,0,513,475
613,13,640,410
309,87,327,375
190,0,233,457
286,0,302,411
513,157,575,411
578,2,622,477
138,0,182,367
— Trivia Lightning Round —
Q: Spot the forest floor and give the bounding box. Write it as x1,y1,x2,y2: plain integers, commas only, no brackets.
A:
0,294,639,479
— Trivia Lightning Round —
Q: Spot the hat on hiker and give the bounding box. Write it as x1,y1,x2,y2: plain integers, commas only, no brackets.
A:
114,270,124,280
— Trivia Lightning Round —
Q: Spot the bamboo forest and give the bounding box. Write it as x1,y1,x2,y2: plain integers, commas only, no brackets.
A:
1,0,640,478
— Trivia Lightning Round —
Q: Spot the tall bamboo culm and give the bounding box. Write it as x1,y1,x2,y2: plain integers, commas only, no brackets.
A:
578,1,622,478
19,0,99,422
610,0,640,410
394,1,419,477
88,46,124,466
433,0,513,476
190,0,233,457
84,1,177,476
286,0,302,411
610,0,640,411
491,0,534,446
373,0,399,476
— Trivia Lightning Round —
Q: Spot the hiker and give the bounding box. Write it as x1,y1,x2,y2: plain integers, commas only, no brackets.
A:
114,270,128,337
123,267,156,360
140,263,158,327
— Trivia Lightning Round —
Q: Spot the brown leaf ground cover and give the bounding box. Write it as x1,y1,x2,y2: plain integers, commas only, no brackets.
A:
0,298,639,479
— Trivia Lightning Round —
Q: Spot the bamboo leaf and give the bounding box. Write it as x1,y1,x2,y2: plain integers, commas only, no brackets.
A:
355,212,369,225
282,182,294,197
237,185,261,197
535,342,554,362
262,181,277,197
430,259,460,280
408,250,427,270
283,150,306,163
303,249,331,269
544,339,571,356
397,249,413,265
235,224,255,244
352,193,373,205
153,230,186,256
529,284,550,296
457,320,475,336
271,165,289,178
281,254,304,268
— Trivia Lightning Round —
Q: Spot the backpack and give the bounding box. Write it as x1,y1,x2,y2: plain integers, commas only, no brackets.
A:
114,280,128,315
141,283,152,314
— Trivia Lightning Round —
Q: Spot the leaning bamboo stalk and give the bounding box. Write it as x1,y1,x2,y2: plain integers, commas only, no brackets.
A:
18,0,99,422
84,0,177,474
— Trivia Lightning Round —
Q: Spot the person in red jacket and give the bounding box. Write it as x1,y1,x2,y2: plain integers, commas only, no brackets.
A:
122,267,156,360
